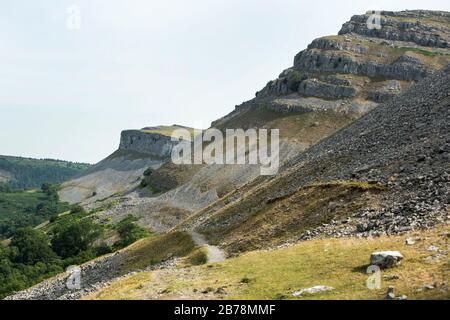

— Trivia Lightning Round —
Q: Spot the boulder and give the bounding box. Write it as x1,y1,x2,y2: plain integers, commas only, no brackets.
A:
370,251,404,268
292,285,334,297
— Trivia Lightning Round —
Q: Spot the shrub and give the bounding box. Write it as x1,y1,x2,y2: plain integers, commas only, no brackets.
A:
139,179,148,188
143,168,153,177
184,248,208,266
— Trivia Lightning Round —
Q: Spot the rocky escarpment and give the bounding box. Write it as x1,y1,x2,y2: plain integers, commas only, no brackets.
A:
119,130,177,158
59,128,183,204
213,10,450,128
339,10,450,48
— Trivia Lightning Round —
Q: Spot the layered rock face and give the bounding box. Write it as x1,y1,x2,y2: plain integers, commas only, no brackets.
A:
339,10,450,48
119,130,175,158
213,10,450,128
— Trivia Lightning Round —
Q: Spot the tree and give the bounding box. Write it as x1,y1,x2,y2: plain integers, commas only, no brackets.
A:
70,204,85,214
51,220,102,259
10,228,58,265
113,215,149,249
41,183,59,201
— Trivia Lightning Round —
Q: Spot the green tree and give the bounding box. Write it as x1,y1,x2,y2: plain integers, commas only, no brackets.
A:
69,204,85,214
51,220,102,259
113,215,149,249
10,228,58,265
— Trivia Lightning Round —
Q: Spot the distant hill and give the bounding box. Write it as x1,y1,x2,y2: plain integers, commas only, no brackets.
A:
0,155,91,189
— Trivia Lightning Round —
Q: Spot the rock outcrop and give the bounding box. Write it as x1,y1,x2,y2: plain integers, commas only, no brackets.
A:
213,10,450,128
119,130,176,158
59,128,183,204
339,10,450,48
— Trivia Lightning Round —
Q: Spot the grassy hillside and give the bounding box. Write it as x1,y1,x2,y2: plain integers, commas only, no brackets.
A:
85,225,450,300
0,155,90,189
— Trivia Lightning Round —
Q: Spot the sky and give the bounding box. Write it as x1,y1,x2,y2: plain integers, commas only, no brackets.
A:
1,0,449,164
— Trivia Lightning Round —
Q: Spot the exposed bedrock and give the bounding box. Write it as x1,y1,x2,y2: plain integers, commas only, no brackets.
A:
339,11,450,48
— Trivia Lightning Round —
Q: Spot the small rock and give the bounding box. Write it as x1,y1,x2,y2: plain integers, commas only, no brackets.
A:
201,287,214,294
405,237,416,245
423,284,435,290
370,251,404,269
386,286,396,300
427,245,439,252
397,295,408,300
384,274,400,281
215,287,226,295
292,285,334,297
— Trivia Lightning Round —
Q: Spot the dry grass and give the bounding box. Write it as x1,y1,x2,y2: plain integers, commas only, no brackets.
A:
183,248,209,266
141,126,196,139
199,180,385,253
85,225,449,300
118,231,196,273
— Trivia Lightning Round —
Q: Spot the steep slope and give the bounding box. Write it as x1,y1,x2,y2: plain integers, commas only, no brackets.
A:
186,64,450,254
0,156,90,189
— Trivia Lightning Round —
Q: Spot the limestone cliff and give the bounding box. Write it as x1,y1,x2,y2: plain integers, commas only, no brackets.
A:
59,128,184,204
213,10,450,128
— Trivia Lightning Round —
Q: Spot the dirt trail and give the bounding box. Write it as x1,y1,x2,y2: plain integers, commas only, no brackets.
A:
188,231,227,263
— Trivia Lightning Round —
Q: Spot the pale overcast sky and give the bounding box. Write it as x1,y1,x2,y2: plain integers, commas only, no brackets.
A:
1,0,449,163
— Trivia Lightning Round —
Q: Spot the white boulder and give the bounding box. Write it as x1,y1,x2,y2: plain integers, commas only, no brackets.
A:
370,251,404,269
292,285,334,297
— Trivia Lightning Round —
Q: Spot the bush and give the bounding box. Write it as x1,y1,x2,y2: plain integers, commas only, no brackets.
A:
184,248,208,266
143,168,153,177
139,179,148,188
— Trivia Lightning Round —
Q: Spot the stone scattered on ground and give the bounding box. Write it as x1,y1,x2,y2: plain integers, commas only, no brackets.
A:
405,237,417,245
427,245,439,252
370,251,404,269
423,284,435,290
383,274,400,281
386,286,396,300
292,285,334,297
